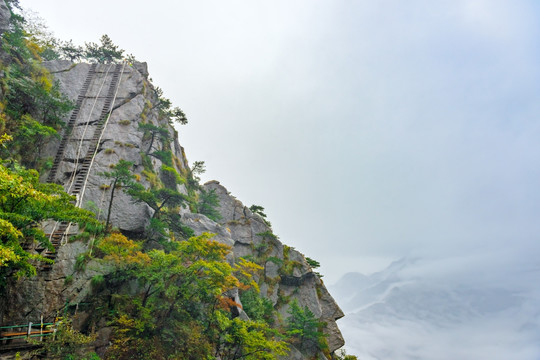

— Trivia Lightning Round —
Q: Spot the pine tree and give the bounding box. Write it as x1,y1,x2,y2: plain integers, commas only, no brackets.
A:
286,299,328,351
138,123,170,154
198,188,222,222
84,34,124,63
59,39,84,62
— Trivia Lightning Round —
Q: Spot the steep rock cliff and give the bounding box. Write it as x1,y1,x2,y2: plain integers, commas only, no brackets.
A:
0,0,9,35
0,58,345,358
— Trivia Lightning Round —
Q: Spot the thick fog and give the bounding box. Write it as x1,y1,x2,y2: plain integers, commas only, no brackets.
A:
330,257,540,359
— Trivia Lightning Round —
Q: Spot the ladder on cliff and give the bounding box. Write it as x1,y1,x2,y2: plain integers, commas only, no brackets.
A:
40,221,70,271
46,63,97,184
69,63,122,199
39,63,124,270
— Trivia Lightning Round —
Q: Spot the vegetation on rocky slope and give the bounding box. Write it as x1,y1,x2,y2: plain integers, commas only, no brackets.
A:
0,2,97,286
0,2,354,359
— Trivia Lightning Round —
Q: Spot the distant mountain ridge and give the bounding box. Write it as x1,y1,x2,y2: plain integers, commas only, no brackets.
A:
330,258,540,360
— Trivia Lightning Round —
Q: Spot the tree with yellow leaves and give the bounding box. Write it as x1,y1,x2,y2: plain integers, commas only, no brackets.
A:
0,135,97,287
96,232,288,359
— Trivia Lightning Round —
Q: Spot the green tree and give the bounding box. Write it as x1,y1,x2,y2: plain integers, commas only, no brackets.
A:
149,149,173,166
59,39,84,62
37,319,96,359
127,184,190,239
137,122,170,154
249,205,267,219
0,12,74,167
168,106,188,125
286,299,327,351
98,160,137,230
130,186,186,219
11,114,57,165
187,160,205,188
0,158,97,286
305,256,323,278
191,160,206,177
97,233,286,359
305,257,320,269
198,188,222,222
217,317,288,360
84,34,124,63
18,8,60,60
239,288,275,325
153,86,171,110
3,67,73,128
152,87,188,125
249,205,272,228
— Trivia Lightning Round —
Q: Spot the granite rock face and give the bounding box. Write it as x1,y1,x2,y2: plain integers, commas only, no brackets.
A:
202,181,345,353
41,61,177,236
0,0,9,35
0,59,345,358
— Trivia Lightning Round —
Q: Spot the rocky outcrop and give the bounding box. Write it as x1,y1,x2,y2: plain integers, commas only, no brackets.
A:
201,181,345,353
0,0,9,36
0,59,345,358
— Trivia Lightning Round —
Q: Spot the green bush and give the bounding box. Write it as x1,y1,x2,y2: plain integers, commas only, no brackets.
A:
239,288,275,325
74,254,87,272
64,275,73,285
90,275,105,290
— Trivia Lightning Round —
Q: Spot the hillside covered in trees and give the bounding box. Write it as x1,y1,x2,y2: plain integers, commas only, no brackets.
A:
0,1,354,359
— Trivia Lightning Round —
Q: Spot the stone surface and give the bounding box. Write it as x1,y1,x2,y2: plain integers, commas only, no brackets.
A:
279,346,304,360
265,260,280,279
0,0,10,35
0,240,110,325
182,212,235,249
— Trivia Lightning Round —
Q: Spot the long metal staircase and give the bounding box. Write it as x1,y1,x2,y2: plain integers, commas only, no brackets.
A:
70,63,122,198
39,63,123,270
46,63,97,184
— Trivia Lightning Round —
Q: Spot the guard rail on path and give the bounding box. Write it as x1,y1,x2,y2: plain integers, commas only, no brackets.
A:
0,320,58,352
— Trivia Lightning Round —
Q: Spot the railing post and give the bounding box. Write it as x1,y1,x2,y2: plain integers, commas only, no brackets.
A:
40,315,44,341
27,322,32,338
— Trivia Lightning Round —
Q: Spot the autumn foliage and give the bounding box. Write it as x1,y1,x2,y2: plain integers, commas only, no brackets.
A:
95,232,288,359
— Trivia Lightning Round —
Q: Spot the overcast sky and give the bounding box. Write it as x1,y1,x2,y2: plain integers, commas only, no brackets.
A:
21,0,540,285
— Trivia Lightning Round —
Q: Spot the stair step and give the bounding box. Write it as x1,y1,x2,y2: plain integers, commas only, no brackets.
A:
47,64,97,183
